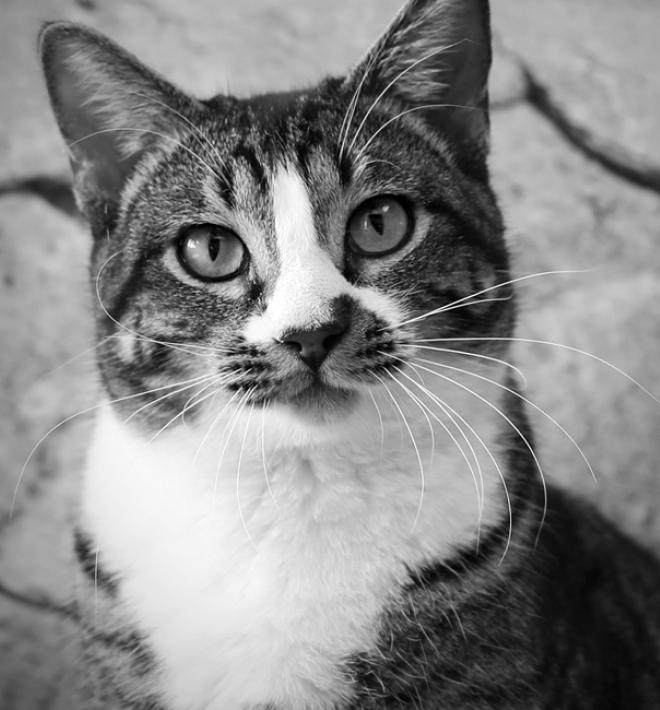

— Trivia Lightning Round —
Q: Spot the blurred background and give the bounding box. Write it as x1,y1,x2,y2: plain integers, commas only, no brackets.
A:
1,0,659,706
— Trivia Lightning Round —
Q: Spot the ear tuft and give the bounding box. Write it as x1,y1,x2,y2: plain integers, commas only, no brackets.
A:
40,22,201,215
346,0,492,168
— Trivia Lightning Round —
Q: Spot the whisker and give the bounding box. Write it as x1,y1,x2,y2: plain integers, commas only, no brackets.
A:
389,269,589,331
123,373,215,425
94,250,225,360
145,377,228,446
260,404,280,514
387,360,484,520
212,386,254,507
184,381,225,414
412,336,660,407
181,376,226,426
373,372,426,534
387,366,436,471
347,41,467,156
338,50,378,164
356,102,475,162
68,126,225,185
430,294,512,314
403,355,544,558
192,389,242,468
397,355,547,557
236,400,257,549
143,340,233,355
11,375,220,518
368,389,386,462
128,91,228,175
399,343,527,387
36,334,116,381
414,356,597,485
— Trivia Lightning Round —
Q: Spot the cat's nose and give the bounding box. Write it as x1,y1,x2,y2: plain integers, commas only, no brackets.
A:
280,322,346,371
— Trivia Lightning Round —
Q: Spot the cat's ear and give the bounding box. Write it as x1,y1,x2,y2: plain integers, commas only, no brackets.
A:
40,22,201,220
346,0,492,168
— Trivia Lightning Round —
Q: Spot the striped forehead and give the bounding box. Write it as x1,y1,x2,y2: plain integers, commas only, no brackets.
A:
202,143,334,249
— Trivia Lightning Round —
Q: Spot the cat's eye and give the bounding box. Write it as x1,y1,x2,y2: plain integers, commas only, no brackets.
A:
346,196,413,257
177,224,247,281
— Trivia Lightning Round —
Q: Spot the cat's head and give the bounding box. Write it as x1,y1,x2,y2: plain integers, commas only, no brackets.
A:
41,0,513,439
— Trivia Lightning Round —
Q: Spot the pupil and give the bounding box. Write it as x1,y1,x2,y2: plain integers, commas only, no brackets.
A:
369,212,384,235
207,236,220,261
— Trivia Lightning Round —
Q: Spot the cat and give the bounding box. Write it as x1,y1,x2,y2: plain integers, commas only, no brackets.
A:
40,0,660,708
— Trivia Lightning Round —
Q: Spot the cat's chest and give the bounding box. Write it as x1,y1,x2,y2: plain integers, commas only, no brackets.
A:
82,408,435,710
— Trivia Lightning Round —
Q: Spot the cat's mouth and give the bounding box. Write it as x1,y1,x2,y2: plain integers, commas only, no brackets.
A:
284,380,356,410
265,375,358,418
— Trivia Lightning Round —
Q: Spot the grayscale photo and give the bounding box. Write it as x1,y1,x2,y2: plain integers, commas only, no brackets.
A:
1,0,659,707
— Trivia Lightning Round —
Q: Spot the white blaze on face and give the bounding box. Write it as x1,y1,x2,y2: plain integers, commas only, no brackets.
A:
243,164,350,344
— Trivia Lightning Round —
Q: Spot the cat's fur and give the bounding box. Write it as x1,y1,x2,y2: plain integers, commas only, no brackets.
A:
41,0,660,708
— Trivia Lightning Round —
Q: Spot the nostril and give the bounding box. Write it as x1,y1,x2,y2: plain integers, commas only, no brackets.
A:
279,322,346,370
284,339,303,354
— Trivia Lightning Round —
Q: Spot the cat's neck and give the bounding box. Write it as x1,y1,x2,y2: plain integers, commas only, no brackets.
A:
80,392,510,709
83,389,509,561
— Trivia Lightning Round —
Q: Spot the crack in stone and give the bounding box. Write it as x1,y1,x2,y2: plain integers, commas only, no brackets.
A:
0,176,78,217
522,65,660,195
0,578,162,667
492,43,660,196
0,579,80,624
490,93,527,111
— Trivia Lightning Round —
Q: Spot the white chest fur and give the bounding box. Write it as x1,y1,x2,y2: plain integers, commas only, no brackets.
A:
83,392,506,710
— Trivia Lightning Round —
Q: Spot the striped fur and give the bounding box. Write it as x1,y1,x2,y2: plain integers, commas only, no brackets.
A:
41,0,660,708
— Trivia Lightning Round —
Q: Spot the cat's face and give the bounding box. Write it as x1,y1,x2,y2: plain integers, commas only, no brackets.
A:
41,0,513,437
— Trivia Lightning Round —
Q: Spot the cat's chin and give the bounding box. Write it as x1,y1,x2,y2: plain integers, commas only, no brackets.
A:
262,385,363,447
278,381,358,422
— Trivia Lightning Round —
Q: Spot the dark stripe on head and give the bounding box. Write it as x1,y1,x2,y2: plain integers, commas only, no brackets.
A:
215,163,234,208
298,99,323,125
338,154,353,188
294,122,325,181
105,247,160,324
233,144,267,193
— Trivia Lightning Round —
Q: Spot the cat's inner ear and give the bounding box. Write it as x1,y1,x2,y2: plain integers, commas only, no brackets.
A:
345,0,491,161
40,23,201,212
